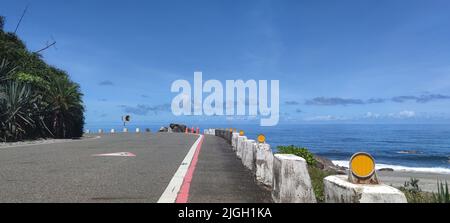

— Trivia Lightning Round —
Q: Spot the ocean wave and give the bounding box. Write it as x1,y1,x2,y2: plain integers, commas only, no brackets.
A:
332,160,450,174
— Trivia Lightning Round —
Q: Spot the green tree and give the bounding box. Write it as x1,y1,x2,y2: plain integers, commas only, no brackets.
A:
0,16,4,31
45,75,84,138
1,15,85,141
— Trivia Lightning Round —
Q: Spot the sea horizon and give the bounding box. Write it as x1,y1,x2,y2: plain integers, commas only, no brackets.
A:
85,123,450,174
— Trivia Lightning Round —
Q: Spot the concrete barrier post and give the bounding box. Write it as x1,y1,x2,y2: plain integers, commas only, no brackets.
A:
272,154,316,203
324,175,407,203
231,133,240,151
242,139,256,171
255,143,273,187
123,128,128,133
98,129,103,134
110,129,115,133
236,136,247,159
136,128,140,133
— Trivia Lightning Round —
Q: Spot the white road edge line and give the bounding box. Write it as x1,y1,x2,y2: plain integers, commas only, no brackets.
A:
0,136,102,149
157,135,203,203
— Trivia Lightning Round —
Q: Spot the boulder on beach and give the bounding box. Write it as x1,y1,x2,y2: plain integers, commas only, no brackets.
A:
158,124,187,133
397,150,420,154
169,124,187,133
313,155,347,174
378,168,394,172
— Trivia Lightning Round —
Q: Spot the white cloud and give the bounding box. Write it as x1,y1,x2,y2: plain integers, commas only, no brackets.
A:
304,115,349,121
388,110,416,119
364,112,381,119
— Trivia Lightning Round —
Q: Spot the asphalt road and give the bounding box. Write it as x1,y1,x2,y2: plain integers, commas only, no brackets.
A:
0,133,198,203
188,135,272,203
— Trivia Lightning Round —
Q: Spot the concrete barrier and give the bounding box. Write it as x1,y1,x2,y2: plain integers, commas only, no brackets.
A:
242,139,256,171
324,175,407,203
205,129,216,135
255,143,273,187
236,136,247,159
98,129,103,134
123,128,128,133
272,154,316,203
110,129,115,133
231,133,239,151
136,128,140,133
226,131,232,143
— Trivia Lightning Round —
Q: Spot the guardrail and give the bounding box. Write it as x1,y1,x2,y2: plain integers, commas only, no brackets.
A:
205,128,407,203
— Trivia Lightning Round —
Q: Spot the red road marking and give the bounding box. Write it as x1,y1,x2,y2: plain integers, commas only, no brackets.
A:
176,135,204,203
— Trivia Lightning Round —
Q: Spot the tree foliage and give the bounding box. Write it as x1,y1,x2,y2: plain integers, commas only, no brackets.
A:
0,15,84,142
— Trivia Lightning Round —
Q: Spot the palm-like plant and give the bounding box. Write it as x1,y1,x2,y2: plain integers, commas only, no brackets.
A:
0,58,17,83
0,81,36,141
45,75,84,138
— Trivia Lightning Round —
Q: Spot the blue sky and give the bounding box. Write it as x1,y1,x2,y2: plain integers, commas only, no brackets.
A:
2,0,450,125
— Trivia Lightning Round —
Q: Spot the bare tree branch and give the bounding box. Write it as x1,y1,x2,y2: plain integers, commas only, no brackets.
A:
34,41,56,53
14,5,29,34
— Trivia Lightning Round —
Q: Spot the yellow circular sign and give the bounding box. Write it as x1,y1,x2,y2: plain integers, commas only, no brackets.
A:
239,130,245,136
350,152,375,178
257,134,266,143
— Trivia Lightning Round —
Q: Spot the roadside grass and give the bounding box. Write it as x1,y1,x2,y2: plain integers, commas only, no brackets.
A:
276,145,337,202
399,178,449,203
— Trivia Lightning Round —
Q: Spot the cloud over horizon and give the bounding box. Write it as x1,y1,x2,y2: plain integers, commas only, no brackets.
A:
119,104,171,116
305,97,365,106
305,94,450,106
392,94,450,103
98,80,114,86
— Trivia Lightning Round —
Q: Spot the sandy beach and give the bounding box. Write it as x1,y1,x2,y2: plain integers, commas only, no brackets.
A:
378,171,450,192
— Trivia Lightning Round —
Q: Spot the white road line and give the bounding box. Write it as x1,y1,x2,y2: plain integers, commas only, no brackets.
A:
157,135,203,203
0,136,102,149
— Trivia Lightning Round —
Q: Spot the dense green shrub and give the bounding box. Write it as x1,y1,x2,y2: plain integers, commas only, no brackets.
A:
399,178,434,203
276,145,336,202
277,145,316,166
0,15,84,141
308,167,336,202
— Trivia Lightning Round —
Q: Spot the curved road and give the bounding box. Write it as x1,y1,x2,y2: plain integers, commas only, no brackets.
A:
0,133,271,203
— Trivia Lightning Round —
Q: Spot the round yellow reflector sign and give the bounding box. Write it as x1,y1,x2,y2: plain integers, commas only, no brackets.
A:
239,130,245,136
350,152,375,178
257,134,266,143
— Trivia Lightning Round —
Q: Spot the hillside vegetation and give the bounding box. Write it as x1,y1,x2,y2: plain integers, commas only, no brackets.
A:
0,16,84,142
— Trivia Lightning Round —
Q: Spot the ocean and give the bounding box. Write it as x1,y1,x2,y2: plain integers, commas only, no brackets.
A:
85,123,450,174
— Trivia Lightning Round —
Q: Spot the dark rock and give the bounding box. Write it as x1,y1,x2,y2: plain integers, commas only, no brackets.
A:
313,155,346,173
397,150,420,154
169,123,187,133
378,168,394,172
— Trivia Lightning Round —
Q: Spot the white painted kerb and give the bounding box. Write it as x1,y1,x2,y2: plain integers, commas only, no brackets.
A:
242,140,256,171
255,143,273,186
157,135,203,203
324,175,407,203
272,154,316,203
236,136,247,159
